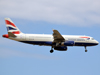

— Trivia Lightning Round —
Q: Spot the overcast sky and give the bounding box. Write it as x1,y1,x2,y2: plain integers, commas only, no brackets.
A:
0,0,100,26
0,0,100,75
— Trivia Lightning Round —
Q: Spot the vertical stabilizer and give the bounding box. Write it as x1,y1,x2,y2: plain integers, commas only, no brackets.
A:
5,18,22,34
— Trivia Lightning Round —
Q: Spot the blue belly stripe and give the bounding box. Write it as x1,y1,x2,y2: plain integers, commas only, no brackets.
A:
19,41,98,46
75,42,98,46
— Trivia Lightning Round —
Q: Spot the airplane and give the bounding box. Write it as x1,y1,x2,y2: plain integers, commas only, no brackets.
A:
2,18,99,53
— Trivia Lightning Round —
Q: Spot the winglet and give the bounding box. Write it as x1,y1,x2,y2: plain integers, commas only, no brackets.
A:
52,29,54,31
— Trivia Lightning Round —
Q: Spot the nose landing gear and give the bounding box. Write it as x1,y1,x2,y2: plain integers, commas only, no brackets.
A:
85,46,88,52
85,50,88,52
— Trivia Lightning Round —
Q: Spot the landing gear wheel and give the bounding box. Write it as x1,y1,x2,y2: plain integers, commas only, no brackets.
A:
85,50,87,52
50,50,54,53
84,46,88,52
50,46,54,53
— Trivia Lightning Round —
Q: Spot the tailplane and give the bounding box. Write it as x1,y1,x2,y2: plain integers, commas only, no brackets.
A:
5,18,22,34
8,32,16,37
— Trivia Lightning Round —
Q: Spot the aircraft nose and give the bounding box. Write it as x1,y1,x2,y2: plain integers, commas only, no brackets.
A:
95,40,99,45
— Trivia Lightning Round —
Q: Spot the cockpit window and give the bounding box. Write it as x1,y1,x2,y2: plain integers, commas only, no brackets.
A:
91,38,94,40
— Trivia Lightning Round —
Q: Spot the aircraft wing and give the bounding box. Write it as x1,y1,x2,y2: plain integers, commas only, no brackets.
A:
53,29,65,42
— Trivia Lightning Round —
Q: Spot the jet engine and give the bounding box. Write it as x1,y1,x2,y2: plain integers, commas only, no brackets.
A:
54,46,67,51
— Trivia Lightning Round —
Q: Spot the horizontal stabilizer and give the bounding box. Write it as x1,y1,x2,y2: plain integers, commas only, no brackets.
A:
8,32,16,37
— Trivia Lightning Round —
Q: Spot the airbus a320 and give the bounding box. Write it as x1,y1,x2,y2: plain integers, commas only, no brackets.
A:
2,18,99,53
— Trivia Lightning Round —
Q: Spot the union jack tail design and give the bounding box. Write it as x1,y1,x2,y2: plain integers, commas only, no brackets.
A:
5,18,22,34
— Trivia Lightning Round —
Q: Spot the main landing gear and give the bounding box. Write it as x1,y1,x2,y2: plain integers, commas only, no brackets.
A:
50,46,54,53
85,46,88,52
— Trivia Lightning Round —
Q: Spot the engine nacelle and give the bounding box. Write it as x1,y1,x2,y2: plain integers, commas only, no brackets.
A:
54,46,67,51
61,41,74,46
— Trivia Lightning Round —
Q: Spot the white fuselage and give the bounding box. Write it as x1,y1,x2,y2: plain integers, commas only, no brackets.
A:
9,33,99,46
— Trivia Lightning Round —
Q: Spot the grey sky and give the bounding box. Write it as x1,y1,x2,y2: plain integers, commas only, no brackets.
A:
0,0,100,26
